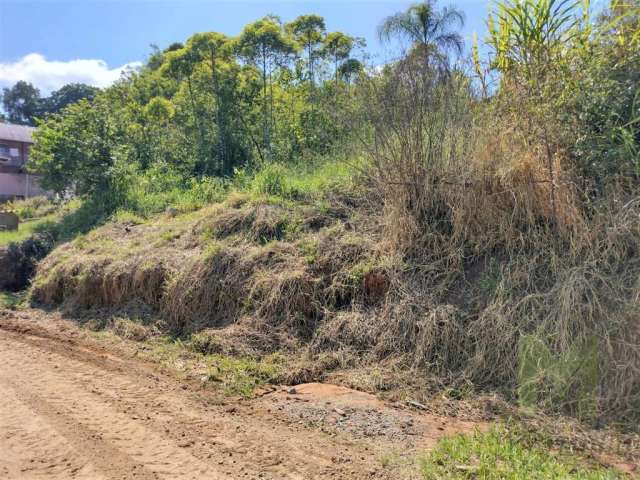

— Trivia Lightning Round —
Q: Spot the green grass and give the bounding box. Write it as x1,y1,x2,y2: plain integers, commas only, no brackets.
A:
146,336,284,396
0,214,58,246
0,159,355,249
5,195,60,220
245,158,359,203
0,291,26,309
421,427,621,479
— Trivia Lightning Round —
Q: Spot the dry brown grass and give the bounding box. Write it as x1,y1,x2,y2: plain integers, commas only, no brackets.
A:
29,138,640,429
361,80,640,426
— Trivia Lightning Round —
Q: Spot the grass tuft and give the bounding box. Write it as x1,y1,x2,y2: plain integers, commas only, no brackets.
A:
420,426,622,479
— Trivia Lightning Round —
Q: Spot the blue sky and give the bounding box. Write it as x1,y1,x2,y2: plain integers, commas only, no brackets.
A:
0,0,492,93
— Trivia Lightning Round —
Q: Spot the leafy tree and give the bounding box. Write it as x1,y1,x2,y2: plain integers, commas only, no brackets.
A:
286,15,326,86
187,32,237,174
1,81,41,125
161,45,209,169
1,81,99,125
147,42,185,70
30,98,123,195
41,83,99,116
126,96,185,172
322,32,355,84
237,16,297,160
339,58,364,84
378,0,465,68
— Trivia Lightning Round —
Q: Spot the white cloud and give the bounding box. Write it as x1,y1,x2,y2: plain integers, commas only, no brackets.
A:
0,53,142,94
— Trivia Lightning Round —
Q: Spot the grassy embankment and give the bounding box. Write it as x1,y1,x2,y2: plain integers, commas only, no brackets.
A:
3,160,636,476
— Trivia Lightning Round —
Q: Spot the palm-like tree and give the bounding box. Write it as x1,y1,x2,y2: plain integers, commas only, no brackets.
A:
378,1,465,61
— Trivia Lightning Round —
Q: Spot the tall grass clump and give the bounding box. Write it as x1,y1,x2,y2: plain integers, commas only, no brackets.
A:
245,158,358,202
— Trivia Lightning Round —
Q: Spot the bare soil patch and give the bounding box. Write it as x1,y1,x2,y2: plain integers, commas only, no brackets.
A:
0,309,484,479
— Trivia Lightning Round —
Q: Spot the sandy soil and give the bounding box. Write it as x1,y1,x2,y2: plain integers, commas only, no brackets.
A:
0,310,482,480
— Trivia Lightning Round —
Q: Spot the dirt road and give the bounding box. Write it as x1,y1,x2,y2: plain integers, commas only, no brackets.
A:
0,311,483,480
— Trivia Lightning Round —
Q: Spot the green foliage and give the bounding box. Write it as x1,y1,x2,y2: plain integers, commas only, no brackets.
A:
27,11,365,203
488,0,586,78
1,80,98,126
30,98,124,195
378,1,465,63
322,32,356,82
1,80,41,125
112,210,145,225
121,167,228,217
420,426,621,479
41,83,99,116
202,353,283,396
144,96,174,122
250,163,290,197
286,14,326,84
561,10,640,179
0,291,26,310
5,196,59,220
484,0,640,184
247,159,356,201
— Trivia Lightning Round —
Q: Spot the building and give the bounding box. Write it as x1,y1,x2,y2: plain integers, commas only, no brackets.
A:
0,123,49,201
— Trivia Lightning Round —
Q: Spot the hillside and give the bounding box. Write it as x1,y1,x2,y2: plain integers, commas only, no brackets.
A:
1,0,639,477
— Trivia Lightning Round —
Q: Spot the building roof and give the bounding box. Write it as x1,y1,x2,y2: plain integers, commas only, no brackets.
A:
0,123,35,144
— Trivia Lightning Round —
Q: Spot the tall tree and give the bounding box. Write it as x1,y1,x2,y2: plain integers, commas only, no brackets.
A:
286,15,326,86
339,58,364,85
237,16,297,160
1,81,41,125
162,46,209,171
322,32,355,84
41,83,99,116
187,32,235,173
378,1,465,67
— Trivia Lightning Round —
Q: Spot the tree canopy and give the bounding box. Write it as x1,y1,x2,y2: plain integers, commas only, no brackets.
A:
1,81,99,126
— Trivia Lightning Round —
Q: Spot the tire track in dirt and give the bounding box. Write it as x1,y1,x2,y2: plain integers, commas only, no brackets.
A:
0,337,220,480
0,382,106,480
0,327,393,479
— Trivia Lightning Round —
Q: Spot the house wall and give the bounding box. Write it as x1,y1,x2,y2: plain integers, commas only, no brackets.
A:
0,139,48,200
0,139,28,169
0,173,48,201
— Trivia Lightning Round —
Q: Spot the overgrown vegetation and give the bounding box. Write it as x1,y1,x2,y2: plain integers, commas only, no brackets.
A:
20,0,640,433
420,425,622,479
